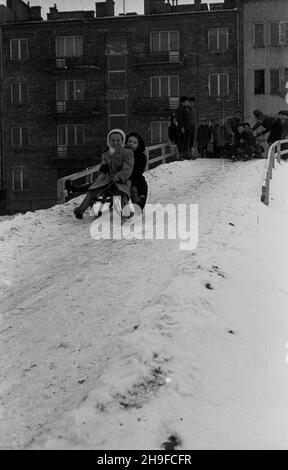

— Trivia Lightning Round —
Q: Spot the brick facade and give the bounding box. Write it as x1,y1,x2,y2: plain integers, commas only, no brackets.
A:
0,0,243,214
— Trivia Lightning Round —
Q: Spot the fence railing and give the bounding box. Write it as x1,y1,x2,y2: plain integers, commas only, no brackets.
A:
57,143,178,204
261,139,288,205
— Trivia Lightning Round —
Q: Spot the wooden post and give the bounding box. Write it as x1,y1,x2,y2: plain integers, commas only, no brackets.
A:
268,145,274,179
277,142,281,163
272,145,275,169
161,144,166,164
145,148,150,171
57,179,65,204
265,169,270,205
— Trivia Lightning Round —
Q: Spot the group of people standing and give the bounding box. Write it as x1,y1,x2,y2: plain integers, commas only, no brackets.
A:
169,99,288,161
68,107,288,219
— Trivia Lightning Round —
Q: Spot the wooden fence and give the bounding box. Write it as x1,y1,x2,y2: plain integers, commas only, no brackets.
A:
261,139,288,206
57,143,178,204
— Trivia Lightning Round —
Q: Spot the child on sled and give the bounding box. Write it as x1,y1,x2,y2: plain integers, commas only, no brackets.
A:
125,132,148,210
73,129,134,219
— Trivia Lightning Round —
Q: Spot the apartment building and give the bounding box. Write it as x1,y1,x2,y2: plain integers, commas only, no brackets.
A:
0,0,243,214
243,0,288,122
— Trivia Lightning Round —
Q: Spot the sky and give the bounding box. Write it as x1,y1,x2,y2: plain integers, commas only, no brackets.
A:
24,0,223,18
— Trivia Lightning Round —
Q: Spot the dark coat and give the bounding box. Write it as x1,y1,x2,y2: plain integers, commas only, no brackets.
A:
176,105,191,131
168,123,178,144
186,105,195,130
244,129,257,148
252,114,274,132
252,115,283,144
125,132,147,184
235,130,256,155
282,118,288,139
197,124,212,146
125,133,148,202
89,147,134,197
218,116,240,147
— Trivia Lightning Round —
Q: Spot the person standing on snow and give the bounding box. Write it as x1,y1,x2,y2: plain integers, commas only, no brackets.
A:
186,96,196,159
73,129,134,219
197,117,212,158
175,96,191,160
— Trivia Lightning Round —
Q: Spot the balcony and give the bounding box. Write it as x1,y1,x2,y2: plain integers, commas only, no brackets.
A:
133,50,184,67
49,144,100,161
132,97,180,114
39,56,101,72
52,100,101,118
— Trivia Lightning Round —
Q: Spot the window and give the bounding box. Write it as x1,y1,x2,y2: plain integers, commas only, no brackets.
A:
150,76,179,98
254,23,265,47
57,125,84,146
12,169,30,191
208,73,229,97
12,127,29,147
10,39,28,60
108,55,127,88
281,21,288,45
108,100,127,130
56,80,85,101
150,31,179,52
11,83,29,105
106,34,128,54
269,22,281,46
151,121,169,144
255,70,265,94
56,36,83,57
208,28,228,51
270,69,281,95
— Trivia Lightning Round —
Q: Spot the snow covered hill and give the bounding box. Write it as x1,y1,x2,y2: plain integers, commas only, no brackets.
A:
1,158,288,450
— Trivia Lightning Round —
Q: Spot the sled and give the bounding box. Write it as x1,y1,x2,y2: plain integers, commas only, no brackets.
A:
89,194,135,222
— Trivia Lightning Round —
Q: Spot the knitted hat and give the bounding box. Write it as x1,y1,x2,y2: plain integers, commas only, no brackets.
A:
107,129,126,154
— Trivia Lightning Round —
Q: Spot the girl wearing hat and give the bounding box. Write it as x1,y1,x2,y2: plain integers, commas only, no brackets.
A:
74,129,134,219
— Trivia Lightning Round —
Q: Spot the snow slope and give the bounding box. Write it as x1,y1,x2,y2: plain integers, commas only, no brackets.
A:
1,158,288,450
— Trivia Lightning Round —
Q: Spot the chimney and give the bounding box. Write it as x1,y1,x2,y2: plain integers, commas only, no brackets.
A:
195,0,201,9
47,3,58,20
95,0,115,18
30,6,42,21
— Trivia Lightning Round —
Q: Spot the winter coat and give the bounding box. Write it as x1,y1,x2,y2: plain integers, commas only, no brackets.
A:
244,129,257,148
267,119,283,144
125,132,147,184
129,135,147,186
252,114,274,132
282,118,288,139
89,147,134,197
186,105,195,130
252,115,283,144
235,132,250,150
125,132,148,202
212,124,219,146
176,105,191,131
217,116,240,147
168,123,178,144
197,124,212,146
